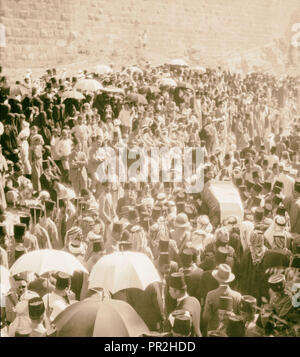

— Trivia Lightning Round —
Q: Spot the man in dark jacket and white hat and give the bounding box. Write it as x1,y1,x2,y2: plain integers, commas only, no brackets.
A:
202,264,241,335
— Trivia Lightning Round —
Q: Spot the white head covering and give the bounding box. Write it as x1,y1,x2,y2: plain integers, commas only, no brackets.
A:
17,129,29,141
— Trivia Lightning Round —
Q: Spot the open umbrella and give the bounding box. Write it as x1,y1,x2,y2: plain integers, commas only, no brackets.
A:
100,86,125,95
88,251,161,294
0,265,11,295
159,78,177,87
95,65,113,75
139,85,160,95
169,59,188,67
10,249,88,276
191,66,206,73
61,90,85,100
176,81,194,91
75,79,103,92
126,93,148,105
128,66,143,74
54,298,150,337
9,84,30,98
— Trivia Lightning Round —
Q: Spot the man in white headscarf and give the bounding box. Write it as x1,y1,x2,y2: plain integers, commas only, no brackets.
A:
264,215,292,249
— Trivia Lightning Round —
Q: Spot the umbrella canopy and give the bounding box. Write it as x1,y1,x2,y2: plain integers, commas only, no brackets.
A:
176,81,194,91
10,249,88,276
159,78,177,87
0,265,11,295
191,66,206,73
54,298,150,337
9,84,30,98
139,85,160,95
126,93,148,105
61,90,85,100
100,86,125,95
95,65,113,75
169,59,188,67
75,79,103,92
88,251,161,294
128,66,143,74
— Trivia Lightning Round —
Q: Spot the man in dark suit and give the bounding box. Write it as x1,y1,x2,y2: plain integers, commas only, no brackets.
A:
8,223,28,267
168,272,202,336
179,248,203,301
197,246,233,308
40,161,60,203
154,239,178,273
152,241,179,318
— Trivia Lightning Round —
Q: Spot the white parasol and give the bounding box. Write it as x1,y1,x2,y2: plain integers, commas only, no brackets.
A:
88,251,161,294
10,249,88,276
0,265,11,296
95,65,113,75
75,79,103,92
169,59,188,67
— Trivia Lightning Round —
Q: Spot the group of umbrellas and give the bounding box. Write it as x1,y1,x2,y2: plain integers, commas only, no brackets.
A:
8,59,204,104
62,78,104,100
0,250,161,336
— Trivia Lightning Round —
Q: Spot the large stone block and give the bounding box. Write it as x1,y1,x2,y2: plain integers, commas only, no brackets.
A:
1,0,300,71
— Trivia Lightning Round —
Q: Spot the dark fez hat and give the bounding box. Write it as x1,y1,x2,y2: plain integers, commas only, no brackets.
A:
55,272,70,290
14,223,26,242
28,297,45,320
169,272,187,290
173,315,192,336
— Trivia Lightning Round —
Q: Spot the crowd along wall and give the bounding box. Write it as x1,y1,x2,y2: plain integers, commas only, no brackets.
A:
0,0,299,74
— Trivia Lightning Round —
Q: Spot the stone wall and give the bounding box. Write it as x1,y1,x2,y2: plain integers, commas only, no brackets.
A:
0,0,299,73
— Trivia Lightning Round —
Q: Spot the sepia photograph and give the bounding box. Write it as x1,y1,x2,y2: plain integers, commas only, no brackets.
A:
0,0,300,342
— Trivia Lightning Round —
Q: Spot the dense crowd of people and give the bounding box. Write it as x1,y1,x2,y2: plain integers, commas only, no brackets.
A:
0,61,299,337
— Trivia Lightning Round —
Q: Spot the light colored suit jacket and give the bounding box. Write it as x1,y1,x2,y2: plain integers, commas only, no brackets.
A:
40,218,62,249
99,192,115,224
